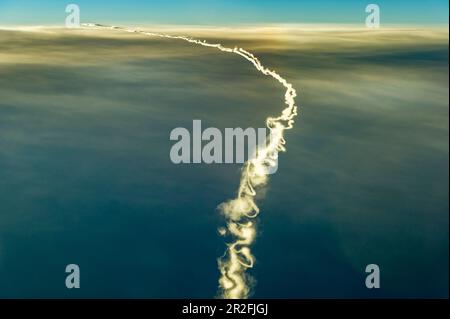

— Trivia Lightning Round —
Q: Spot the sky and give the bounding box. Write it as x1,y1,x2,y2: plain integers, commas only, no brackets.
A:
0,25,448,298
0,0,448,26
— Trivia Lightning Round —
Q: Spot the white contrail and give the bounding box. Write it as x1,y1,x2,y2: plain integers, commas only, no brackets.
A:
82,23,298,299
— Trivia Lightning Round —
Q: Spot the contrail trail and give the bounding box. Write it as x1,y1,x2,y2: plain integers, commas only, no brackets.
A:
82,23,298,299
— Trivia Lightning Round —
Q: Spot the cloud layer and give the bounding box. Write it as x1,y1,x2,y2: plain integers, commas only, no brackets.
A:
0,26,448,298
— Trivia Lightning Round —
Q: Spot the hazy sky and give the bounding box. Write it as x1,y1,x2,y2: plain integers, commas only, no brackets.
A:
0,0,448,25
0,27,448,297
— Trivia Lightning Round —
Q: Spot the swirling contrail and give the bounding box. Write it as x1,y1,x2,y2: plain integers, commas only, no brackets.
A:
82,23,298,299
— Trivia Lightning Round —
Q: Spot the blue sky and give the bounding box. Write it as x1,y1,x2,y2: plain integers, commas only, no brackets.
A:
0,0,448,25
